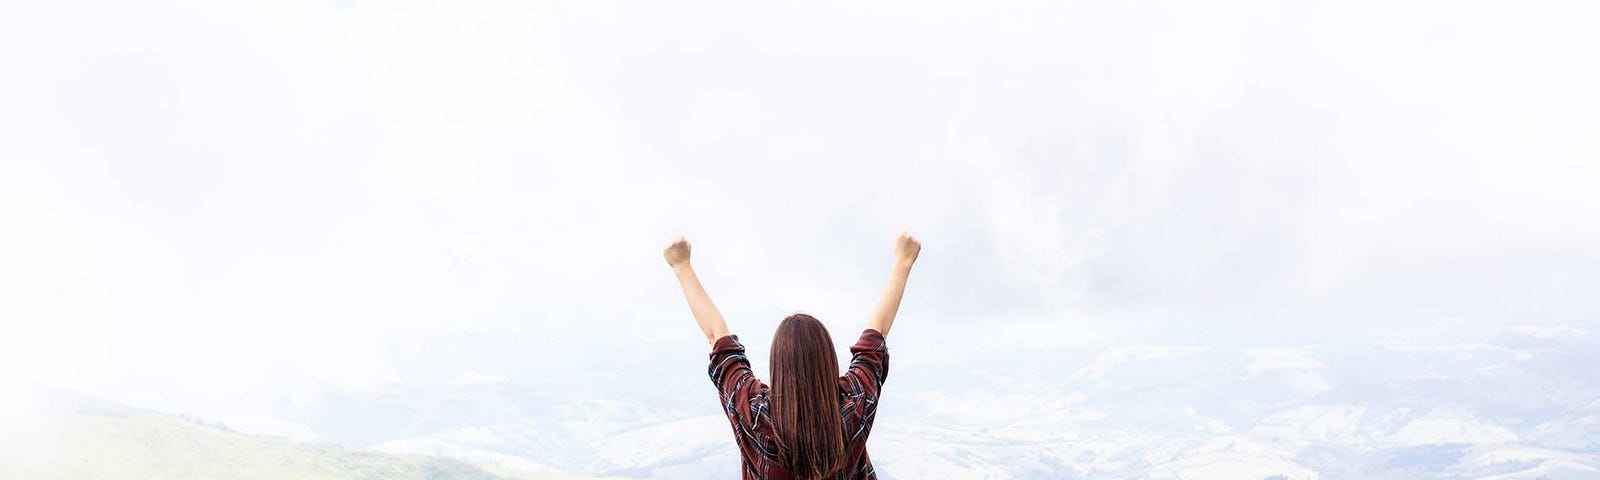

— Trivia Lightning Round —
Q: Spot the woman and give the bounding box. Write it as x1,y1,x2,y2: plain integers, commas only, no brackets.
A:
664,233,921,480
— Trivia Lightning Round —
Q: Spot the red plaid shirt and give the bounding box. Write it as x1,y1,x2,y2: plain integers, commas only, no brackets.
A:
708,329,890,480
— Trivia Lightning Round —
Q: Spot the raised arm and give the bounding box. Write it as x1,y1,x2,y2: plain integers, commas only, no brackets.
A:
664,236,731,345
866,232,920,338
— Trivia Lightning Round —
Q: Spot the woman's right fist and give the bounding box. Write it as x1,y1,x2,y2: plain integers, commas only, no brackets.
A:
894,232,921,266
664,236,692,269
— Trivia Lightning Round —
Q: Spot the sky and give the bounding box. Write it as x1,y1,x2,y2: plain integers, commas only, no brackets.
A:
2,0,1598,421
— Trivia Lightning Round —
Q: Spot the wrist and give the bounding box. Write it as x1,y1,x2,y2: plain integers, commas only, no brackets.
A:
893,258,915,272
672,262,694,274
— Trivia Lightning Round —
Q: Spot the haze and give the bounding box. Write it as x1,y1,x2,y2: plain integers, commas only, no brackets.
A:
1,2,1597,475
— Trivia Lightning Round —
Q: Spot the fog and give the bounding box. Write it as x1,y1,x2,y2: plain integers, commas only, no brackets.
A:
2,0,1596,451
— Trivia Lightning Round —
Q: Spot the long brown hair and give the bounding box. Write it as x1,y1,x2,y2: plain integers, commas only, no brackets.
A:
769,313,844,479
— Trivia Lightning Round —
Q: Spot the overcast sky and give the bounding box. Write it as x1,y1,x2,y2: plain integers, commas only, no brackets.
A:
2,0,1597,416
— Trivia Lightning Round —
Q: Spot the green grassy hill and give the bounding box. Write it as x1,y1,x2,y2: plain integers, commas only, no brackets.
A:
0,385,601,480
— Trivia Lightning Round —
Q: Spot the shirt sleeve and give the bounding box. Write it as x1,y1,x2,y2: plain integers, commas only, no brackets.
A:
708,334,771,436
846,328,889,386
840,328,889,443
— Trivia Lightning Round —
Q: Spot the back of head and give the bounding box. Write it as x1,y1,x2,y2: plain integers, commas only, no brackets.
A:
769,313,845,479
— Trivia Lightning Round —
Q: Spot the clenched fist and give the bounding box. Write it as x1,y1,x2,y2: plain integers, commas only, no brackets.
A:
894,232,921,267
664,236,692,269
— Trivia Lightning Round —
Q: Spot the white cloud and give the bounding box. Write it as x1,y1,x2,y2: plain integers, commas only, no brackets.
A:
2,0,1597,428
1245,347,1325,378
450,371,510,386
1073,346,1209,381
1389,407,1519,447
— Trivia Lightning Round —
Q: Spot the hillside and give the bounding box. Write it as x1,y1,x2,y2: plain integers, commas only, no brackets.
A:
0,385,599,480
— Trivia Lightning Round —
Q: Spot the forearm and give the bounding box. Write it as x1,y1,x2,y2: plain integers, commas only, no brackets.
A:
866,259,913,337
674,263,731,344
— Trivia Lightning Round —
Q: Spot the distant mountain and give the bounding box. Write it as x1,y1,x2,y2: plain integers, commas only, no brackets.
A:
267,322,1600,479
0,385,606,480
23,322,1593,478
